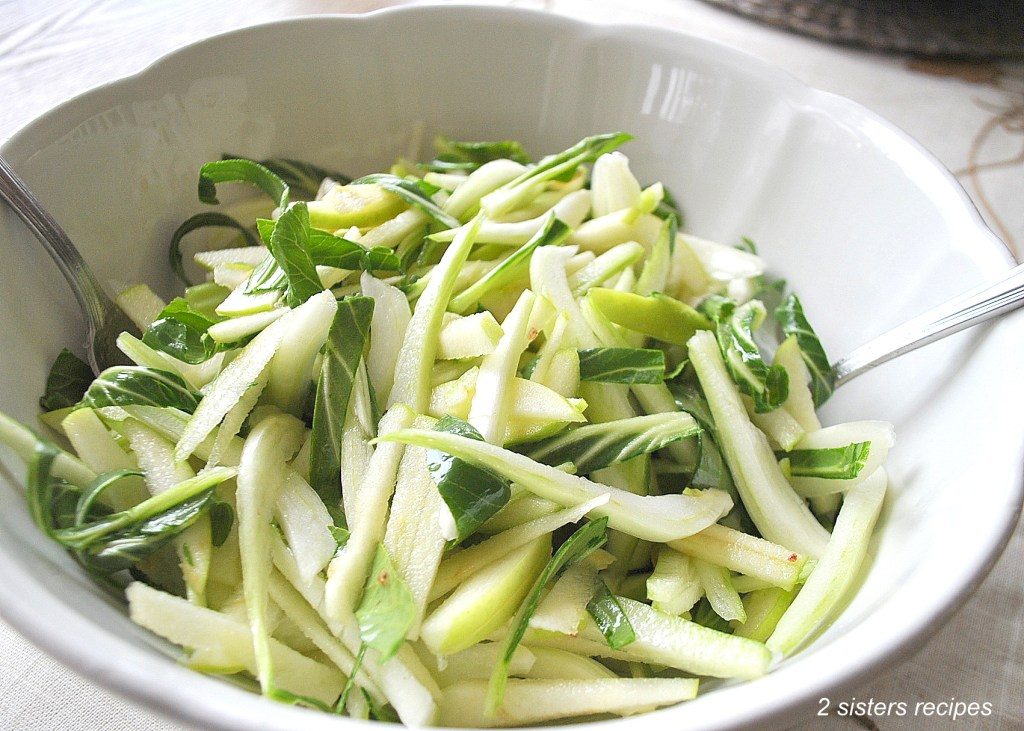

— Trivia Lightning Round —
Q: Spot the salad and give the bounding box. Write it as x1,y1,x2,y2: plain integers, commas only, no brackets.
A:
0,132,893,727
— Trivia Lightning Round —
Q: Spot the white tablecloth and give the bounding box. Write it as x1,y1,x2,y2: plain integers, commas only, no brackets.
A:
0,1,1021,729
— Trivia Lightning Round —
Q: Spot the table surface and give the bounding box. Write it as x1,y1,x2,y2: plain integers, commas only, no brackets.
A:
0,1,1021,729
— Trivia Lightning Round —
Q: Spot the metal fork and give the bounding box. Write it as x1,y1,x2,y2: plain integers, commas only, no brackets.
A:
0,155,137,375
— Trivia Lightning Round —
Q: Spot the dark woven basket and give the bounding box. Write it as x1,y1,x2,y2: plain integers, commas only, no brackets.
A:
702,0,1024,58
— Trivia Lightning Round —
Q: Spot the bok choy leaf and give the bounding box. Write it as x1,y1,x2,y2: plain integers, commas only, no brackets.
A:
522,413,700,475
586,578,636,649
486,517,609,714
198,158,290,209
703,297,788,413
355,544,417,662
426,416,511,542
142,298,227,365
267,202,325,307
787,442,871,480
775,293,834,407
81,367,200,413
310,296,375,527
39,349,93,412
577,347,665,384
427,136,531,172
225,154,350,198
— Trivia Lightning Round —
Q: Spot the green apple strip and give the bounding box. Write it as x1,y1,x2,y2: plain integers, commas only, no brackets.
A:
440,678,699,728
126,582,344,706
767,468,887,656
236,412,307,693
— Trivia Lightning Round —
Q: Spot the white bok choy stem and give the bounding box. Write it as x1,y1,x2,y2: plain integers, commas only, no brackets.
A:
324,405,415,622
668,523,807,591
767,468,887,656
236,411,306,693
389,214,483,412
382,417,448,639
360,271,411,406
377,429,731,542
469,290,537,445
431,190,591,246
688,330,830,558
0,412,95,487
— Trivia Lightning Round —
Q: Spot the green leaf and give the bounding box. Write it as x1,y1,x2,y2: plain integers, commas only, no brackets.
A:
486,517,609,714
522,413,700,475
703,297,788,413
449,215,572,313
309,296,375,526
39,349,93,412
355,544,417,662
26,439,72,537
577,347,666,384
81,367,200,413
426,416,511,542
775,293,834,407
225,155,350,198
198,159,289,209
307,229,402,272
41,467,235,573
427,136,531,172
788,442,871,480
169,212,259,287
76,489,215,573
209,500,235,547
142,298,229,365
267,202,325,307
352,173,459,229
586,579,636,649
654,187,683,227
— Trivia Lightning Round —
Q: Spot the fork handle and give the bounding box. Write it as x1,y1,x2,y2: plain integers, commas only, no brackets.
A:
832,261,1024,388
0,155,114,357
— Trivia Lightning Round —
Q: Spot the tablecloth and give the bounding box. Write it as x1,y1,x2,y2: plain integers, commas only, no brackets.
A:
0,1,1020,729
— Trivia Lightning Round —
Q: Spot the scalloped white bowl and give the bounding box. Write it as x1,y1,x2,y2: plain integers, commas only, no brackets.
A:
0,6,1021,731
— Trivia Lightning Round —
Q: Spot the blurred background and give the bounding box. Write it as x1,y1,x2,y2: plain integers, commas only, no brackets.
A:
0,1,1020,729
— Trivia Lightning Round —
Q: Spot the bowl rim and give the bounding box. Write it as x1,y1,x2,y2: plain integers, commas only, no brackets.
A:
0,5,1020,731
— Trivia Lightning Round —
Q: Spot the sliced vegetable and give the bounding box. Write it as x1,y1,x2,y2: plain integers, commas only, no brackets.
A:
522,413,700,475
776,293,834,407
577,348,665,384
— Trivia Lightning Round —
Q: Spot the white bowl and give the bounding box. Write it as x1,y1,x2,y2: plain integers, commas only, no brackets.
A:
0,6,1021,730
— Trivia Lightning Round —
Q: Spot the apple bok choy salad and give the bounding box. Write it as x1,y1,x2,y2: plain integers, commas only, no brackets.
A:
0,132,893,727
